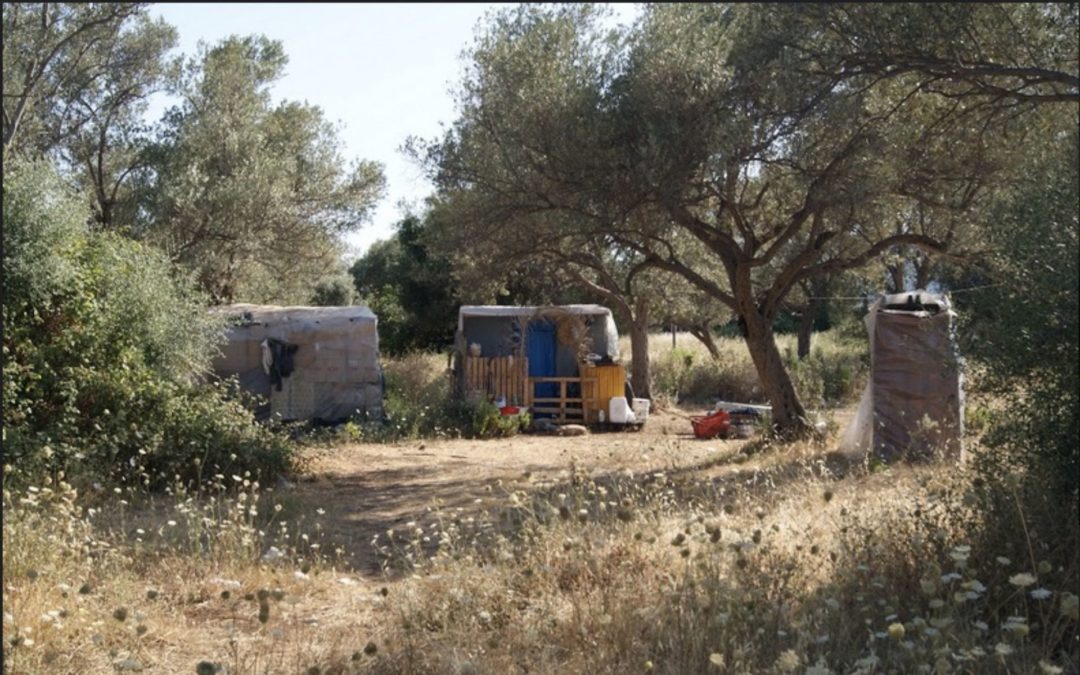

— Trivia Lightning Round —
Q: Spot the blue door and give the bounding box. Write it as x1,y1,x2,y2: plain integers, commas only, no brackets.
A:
528,320,558,409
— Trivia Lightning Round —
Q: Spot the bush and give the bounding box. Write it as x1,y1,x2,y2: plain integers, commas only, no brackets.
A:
469,399,531,438
955,129,1078,498
2,160,292,490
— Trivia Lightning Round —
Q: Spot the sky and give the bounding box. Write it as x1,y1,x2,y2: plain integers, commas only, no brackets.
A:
148,3,642,259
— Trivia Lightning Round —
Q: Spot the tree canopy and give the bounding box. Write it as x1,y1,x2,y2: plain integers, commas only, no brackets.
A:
141,35,386,303
415,2,1078,433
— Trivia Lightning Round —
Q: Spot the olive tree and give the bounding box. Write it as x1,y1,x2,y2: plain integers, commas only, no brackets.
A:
144,36,385,304
419,3,1070,434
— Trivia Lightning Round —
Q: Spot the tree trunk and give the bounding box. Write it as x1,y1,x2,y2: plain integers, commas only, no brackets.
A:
689,324,722,360
742,306,811,436
628,305,651,400
796,297,819,360
95,198,114,229
887,263,905,293
915,259,932,290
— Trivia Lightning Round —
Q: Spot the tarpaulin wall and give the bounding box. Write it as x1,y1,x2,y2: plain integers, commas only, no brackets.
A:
211,304,383,422
839,292,964,462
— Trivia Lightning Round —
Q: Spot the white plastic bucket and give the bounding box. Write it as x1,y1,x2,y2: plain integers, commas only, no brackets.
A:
631,398,650,423
609,396,630,424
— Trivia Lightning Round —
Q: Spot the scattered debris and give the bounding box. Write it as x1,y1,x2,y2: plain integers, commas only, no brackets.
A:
554,424,589,437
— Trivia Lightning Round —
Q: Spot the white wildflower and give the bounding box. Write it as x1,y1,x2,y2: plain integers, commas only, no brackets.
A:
1030,588,1052,600
261,546,285,563
962,579,986,593
1008,572,1036,587
775,650,799,672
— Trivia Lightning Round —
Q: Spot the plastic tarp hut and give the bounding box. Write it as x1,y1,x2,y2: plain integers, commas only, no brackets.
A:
454,305,622,419
839,291,964,463
211,304,383,422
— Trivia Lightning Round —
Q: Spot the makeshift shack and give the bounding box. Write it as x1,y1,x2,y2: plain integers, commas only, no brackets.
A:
454,305,624,423
211,304,383,422
839,291,964,462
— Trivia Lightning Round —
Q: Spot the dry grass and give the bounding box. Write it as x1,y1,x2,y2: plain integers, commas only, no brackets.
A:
1,477,384,673
619,329,861,367
627,329,867,407
3,343,1076,674
355,448,1077,675
4,435,1076,674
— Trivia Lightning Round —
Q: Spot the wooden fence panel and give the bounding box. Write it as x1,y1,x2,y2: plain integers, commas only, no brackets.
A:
465,355,530,406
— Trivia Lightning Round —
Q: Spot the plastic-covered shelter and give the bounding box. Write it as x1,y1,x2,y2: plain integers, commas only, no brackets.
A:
211,304,383,422
454,305,623,422
839,291,964,462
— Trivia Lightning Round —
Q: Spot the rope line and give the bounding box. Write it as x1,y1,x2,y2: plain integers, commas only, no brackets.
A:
807,283,1002,301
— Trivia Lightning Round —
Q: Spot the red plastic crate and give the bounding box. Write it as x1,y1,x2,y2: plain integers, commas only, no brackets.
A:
690,410,731,439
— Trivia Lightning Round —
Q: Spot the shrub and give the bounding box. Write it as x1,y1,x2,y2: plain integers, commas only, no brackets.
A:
469,399,531,438
955,130,1078,498
316,351,527,442
309,274,357,306
2,160,292,490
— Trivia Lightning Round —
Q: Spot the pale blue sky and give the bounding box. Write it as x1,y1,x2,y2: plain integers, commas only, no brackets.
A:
148,3,641,259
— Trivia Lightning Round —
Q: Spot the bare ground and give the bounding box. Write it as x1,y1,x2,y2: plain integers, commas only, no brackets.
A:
284,406,853,575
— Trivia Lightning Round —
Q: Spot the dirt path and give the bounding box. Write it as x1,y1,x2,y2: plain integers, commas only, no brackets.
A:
282,404,857,575
287,408,737,573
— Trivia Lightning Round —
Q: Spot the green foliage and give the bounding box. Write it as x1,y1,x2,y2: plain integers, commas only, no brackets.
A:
2,159,84,303
375,352,529,441
957,129,1079,495
61,12,179,229
2,3,148,156
309,274,357,306
782,344,862,408
350,214,459,354
142,35,385,304
470,400,531,439
2,160,292,490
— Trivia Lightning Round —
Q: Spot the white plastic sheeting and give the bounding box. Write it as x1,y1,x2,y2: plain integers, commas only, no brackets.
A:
838,291,964,463
211,304,382,422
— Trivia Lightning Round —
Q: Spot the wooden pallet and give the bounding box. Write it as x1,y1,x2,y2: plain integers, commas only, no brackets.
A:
529,376,598,423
